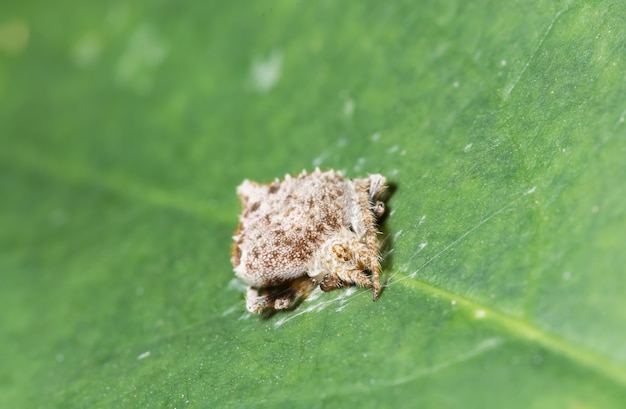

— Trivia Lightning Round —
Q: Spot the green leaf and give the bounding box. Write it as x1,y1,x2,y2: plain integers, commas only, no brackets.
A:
1,1,625,407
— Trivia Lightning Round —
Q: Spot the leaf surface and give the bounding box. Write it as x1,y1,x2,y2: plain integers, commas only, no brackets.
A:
1,1,625,407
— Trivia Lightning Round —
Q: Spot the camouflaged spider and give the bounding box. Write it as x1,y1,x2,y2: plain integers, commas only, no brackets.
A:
231,169,388,314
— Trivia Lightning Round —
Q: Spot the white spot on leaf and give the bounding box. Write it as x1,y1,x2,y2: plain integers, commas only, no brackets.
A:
343,97,355,117
115,25,168,93
250,50,283,93
72,32,102,67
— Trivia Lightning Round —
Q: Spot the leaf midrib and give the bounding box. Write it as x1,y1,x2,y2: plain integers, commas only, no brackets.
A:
7,149,625,388
1,148,232,224
399,276,626,387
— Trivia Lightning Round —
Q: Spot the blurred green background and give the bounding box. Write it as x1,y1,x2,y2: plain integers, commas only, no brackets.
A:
1,1,625,407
